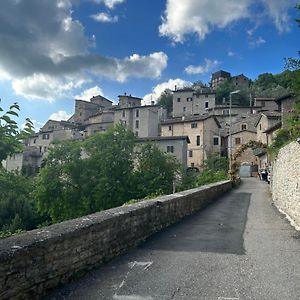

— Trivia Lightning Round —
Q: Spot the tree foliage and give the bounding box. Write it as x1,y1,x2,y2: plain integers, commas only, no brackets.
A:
157,89,173,115
35,124,136,222
0,100,34,163
0,170,45,232
133,143,181,199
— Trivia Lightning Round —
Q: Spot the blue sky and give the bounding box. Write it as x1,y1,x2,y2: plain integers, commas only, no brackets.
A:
0,0,298,130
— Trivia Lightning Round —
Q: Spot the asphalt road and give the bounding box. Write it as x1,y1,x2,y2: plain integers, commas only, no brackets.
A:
45,178,300,300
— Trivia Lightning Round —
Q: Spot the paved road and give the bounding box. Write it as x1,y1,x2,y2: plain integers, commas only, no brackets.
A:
45,178,300,300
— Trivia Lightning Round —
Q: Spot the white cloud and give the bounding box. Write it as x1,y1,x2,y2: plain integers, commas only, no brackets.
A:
249,36,266,47
12,74,86,102
92,0,125,9
115,52,168,82
49,110,72,121
185,59,220,75
0,1,167,101
143,78,192,105
261,0,293,32
159,0,293,42
91,12,118,23
75,86,104,101
159,0,250,42
228,51,235,57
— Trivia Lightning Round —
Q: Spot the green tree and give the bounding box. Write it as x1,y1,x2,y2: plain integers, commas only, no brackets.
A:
133,143,181,199
157,89,173,115
0,170,44,233
34,124,136,222
34,140,88,222
0,100,34,163
84,124,136,211
204,153,229,173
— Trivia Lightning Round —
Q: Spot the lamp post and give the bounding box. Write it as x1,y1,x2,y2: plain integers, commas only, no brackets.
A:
229,90,240,175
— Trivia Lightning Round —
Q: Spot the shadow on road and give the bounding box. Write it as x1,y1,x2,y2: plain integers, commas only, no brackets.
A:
139,192,251,255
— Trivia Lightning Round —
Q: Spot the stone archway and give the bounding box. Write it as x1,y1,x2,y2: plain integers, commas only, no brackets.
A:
230,140,267,181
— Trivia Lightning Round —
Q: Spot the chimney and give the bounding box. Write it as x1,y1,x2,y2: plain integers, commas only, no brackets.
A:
175,85,177,91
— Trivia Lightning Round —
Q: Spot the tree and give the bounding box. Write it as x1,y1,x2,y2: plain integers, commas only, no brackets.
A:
0,100,34,163
34,124,136,222
0,170,45,233
157,89,173,115
34,140,89,222
133,143,181,199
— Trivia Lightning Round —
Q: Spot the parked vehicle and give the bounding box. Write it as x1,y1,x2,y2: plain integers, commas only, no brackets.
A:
259,168,268,181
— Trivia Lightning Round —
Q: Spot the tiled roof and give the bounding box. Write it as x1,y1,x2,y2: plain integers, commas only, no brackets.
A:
136,136,190,143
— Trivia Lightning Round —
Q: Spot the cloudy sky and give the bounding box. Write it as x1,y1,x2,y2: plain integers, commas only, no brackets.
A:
0,0,298,129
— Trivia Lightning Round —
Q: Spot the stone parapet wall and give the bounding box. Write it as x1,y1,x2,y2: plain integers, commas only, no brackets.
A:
272,141,300,227
0,181,231,300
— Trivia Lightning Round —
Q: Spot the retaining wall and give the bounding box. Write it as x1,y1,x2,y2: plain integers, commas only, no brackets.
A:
0,180,231,299
272,141,300,227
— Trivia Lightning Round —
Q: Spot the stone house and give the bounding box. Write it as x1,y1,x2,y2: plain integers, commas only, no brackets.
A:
211,70,231,89
254,111,281,168
275,94,297,128
231,74,250,89
160,115,222,170
255,112,281,145
172,88,216,118
135,136,190,169
226,114,260,165
254,97,278,112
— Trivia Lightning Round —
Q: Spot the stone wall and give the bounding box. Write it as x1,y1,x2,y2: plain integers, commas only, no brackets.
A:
272,141,300,227
0,181,231,300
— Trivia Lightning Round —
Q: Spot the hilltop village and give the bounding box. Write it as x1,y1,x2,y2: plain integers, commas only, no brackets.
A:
3,70,297,174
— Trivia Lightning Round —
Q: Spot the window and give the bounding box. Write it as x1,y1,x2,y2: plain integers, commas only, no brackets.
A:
136,109,139,118
33,139,36,144
223,109,229,115
168,125,172,131
189,150,193,157
177,98,181,102
135,120,139,129
191,163,195,167
135,131,139,137
196,135,200,146
213,136,219,145
191,123,198,128
122,110,125,117
235,137,241,145
241,124,247,130
167,146,174,153
187,97,192,102
259,124,262,130
42,133,50,140
183,107,186,112
205,101,209,108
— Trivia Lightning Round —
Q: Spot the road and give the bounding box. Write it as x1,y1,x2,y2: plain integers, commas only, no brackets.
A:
45,178,300,300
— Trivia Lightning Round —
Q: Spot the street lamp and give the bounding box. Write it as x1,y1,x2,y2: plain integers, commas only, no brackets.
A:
229,90,240,175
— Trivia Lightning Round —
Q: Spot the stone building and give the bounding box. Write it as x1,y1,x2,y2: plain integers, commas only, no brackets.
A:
275,94,297,128
226,114,260,165
211,70,231,89
161,115,222,170
172,88,216,118
231,74,250,89
254,111,281,168
136,136,190,169
254,97,278,112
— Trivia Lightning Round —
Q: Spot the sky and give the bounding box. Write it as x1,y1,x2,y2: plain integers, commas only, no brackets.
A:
0,0,299,130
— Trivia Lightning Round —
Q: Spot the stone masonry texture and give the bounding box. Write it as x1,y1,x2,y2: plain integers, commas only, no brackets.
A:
0,181,231,300
272,141,300,227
